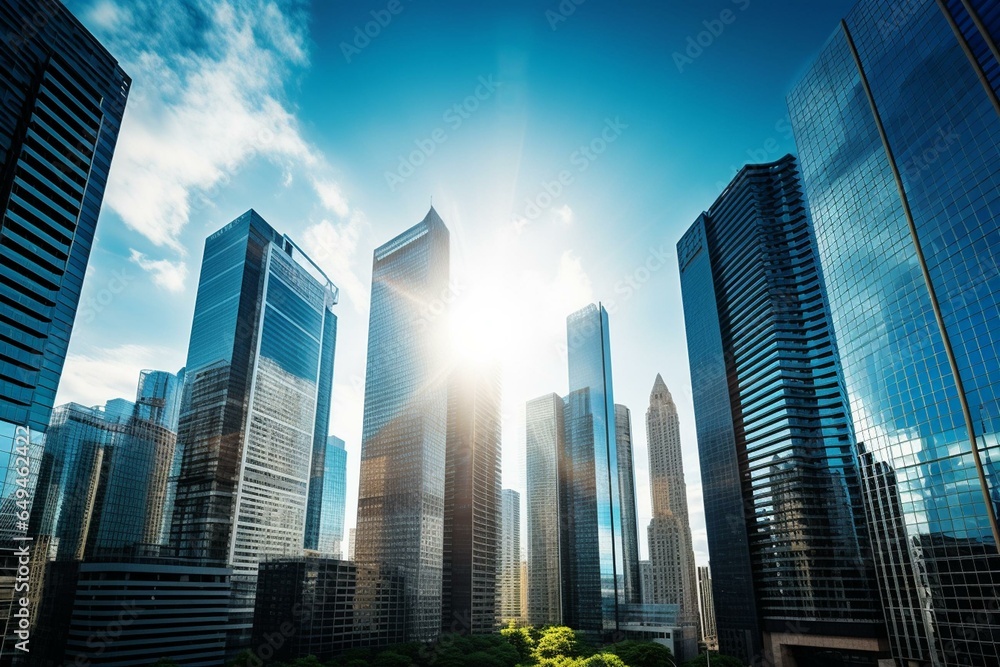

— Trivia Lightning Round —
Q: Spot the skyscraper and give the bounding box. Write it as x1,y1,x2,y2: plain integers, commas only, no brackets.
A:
305,436,348,556
526,393,564,627
614,404,641,605
441,362,502,634
169,210,338,650
355,208,450,641
788,3,1000,663
644,375,699,661
697,566,717,652
678,156,885,664
563,303,624,639
499,489,522,625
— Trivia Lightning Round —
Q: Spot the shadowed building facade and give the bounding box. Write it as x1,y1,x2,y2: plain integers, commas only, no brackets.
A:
526,393,564,627
615,404,641,605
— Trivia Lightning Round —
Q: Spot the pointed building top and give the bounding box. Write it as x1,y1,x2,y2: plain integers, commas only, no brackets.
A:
650,373,674,405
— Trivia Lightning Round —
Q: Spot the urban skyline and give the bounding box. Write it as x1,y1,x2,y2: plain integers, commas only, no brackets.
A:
5,0,1000,665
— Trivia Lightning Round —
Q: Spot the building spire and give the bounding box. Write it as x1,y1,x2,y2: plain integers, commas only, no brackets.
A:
650,373,673,405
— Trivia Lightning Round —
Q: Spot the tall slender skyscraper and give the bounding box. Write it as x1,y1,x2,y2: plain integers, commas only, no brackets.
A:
788,3,1000,663
305,436,347,556
644,375,700,661
499,489,522,625
678,156,884,665
170,210,338,651
563,303,624,639
526,393,564,627
614,404,641,605
442,362,502,634
356,208,450,641
697,566,717,651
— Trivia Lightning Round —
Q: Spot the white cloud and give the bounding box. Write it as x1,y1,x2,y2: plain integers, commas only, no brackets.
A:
81,0,355,254
129,249,189,293
554,204,574,225
300,214,369,313
58,344,184,407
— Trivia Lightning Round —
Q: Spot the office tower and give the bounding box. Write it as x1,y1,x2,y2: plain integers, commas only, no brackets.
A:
639,560,652,605
678,155,885,665
526,393,564,626
644,375,699,660
91,369,184,552
441,362,502,634
787,3,1000,664
697,566,718,651
356,208,450,641
305,436,348,556
563,303,624,639
519,560,528,622
33,553,231,667
169,209,339,651
29,401,130,560
347,528,356,561
0,0,129,433
253,556,405,662
614,404,641,604
499,489,522,625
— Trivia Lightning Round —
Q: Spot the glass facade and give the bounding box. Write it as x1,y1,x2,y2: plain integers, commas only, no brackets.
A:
305,435,347,556
442,362,502,634
355,207,450,641
499,488,522,625
525,393,564,627
644,375,700,662
788,3,1000,663
564,303,624,639
0,0,129,432
697,565,718,650
615,404,641,605
169,210,338,652
678,156,884,664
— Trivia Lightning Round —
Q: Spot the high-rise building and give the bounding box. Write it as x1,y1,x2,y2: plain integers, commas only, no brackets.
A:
29,401,130,560
614,404,641,605
355,208,450,641
305,436,348,556
644,375,700,662
788,3,1000,663
91,369,184,552
563,303,624,639
441,362,502,634
169,210,339,651
499,489,522,625
525,393,564,627
347,528,356,561
697,566,717,652
639,560,652,605
0,0,129,433
677,155,885,665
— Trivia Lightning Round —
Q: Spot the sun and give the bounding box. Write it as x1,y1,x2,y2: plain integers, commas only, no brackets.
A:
448,278,514,365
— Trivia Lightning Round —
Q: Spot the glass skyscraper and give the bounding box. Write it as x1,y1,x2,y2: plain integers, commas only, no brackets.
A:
305,435,347,556
678,155,885,665
441,361,502,634
614,404,641,606
169,209,338,651
644,374,700,662
564,303,624,639
355,207,450,641
525,392,564,627
499,489,522,625
788,3,1000,664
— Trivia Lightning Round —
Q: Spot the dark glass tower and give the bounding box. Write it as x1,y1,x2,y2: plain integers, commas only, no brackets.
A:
356,208,450,641
678,155,885,664
0,0,129,432
789,3,1000,663
305,435,348,555
614,404,641,605
563,303,624,640
441,362,502,634
169,210,338,652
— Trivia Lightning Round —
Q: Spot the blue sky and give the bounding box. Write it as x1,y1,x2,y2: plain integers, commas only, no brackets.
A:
59,0,857,564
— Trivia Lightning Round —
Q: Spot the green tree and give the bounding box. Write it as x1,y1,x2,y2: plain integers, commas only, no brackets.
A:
290,657,324,667
579,654,629,667
609,640,675,667
228,650,263,667
373,651,412,667
534,626,583,661
683,652,743,667
501,620,536,662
